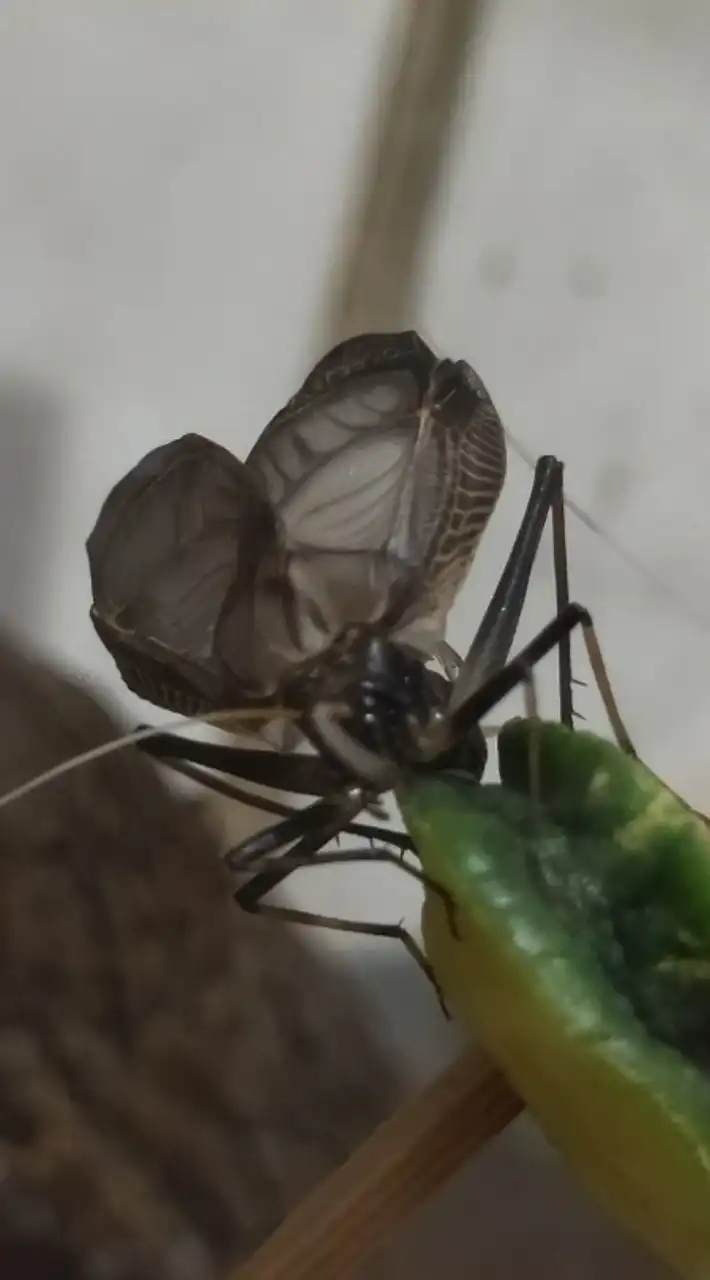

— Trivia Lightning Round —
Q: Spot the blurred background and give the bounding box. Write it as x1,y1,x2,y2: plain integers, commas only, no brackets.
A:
0,1,707,1271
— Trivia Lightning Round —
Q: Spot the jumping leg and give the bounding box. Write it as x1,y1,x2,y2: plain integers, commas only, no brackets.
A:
235,847,449,1011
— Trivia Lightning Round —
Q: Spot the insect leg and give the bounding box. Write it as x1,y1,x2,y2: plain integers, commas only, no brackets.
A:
454,601,645,806
551,468,639,754
156,751,414,854
137,729,344,795
521,663,542,812
228,807,414,869
242,847,438,902
150,751,305,820
450,602,592,735
243,899,447,1008
579,623,638,757
225,791,367,873
234,818,452,1012
163,758,437,976
233,786,416,915
450,455,580,731
449,456,564,715
551,460,573,727
249,896,445,1003
236,846,458,938
520,459,571,816
235,845,448,1007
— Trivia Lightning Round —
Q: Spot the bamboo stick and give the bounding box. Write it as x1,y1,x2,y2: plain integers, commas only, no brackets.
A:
233,1048,522,1280
318,0,487,346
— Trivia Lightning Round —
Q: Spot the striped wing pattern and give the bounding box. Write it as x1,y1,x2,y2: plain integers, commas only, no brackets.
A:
397,358,507,646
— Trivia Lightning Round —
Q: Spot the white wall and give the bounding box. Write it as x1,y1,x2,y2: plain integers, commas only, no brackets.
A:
1,0,710,1077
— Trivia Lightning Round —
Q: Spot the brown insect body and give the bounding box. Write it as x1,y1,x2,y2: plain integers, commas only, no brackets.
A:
87,332,507,731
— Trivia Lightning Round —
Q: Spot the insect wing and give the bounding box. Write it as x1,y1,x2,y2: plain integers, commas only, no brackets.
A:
402,355,507,630
87,332,507,715
245,332,450,639
246,330,437,515
247,332,507,655
87,433,281,713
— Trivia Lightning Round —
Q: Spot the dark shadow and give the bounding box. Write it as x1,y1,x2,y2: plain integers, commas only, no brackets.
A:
0,374,63,635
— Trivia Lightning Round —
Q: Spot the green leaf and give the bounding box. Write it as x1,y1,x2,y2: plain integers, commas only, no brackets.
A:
398,724,710,1277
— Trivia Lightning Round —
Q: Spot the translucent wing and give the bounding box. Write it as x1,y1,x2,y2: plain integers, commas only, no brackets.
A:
247,331,508,654
247,331,436,554
87,433,286,713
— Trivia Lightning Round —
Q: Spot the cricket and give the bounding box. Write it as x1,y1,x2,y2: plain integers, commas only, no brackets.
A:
83,329,637,956
0,329,706,1276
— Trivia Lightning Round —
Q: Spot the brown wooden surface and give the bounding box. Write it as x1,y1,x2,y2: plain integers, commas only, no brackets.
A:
234,1049,522,1280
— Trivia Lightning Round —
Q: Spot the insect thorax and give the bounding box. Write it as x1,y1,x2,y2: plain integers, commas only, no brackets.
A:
286,629,487,783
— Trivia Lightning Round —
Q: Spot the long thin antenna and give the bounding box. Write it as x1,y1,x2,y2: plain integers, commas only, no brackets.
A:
0,705,307,814
505,427,710,636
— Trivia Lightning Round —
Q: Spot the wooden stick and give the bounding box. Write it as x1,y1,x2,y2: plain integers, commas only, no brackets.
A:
317,0,487,347
232,1048,522,1280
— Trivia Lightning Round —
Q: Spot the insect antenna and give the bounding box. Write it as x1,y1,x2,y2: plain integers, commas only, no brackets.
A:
505,424,710,638
0,704,315,815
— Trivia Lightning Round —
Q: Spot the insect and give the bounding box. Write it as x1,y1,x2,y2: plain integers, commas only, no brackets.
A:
86,330,631,955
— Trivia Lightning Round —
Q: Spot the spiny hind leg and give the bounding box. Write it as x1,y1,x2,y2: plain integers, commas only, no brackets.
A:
550,459,574,727
577,620,638,757
574,619,710,832
242,899,448,1013
240,846,459,937
551,468,637,756
234,845,454,1013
